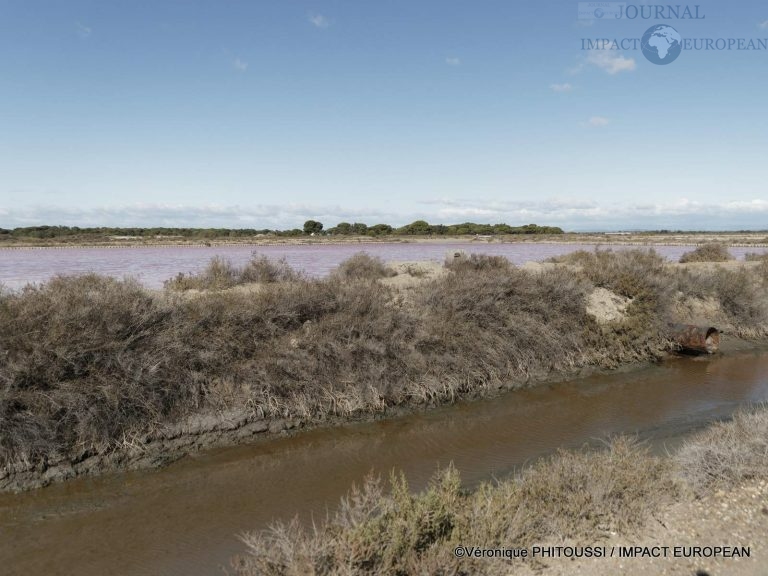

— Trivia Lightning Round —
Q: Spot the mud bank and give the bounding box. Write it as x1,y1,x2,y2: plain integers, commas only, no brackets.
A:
0,352,658,493
3,337,766,494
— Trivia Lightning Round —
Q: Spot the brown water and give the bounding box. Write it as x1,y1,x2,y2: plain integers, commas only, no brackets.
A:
3,242,766,289
1,349,767,576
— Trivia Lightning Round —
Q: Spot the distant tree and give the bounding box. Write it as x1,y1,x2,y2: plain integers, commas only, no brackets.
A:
367,224,393,236
330,222,353,235
398,220,432,235
303,220,324,235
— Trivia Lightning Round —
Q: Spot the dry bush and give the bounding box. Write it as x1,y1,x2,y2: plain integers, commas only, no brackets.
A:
0,274,351,470
679,243,734,263
675,406,768,494
546,249,675,352
240,254,302,284
330,253,395,281
0,275,182,468
744,253,768,285
413,265,598,399
164,254,300,291
444,252,512,273
252,278,414,416
759,259,768,285
165,255,238,290
547,249,671,301
673,266,768,335
234,438,674,576
708,268,768,328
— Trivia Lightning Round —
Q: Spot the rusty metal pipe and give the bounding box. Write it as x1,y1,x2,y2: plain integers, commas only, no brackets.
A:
670,324,719,354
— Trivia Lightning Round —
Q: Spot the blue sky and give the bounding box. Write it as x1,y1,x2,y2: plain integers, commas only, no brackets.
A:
1,1,767,231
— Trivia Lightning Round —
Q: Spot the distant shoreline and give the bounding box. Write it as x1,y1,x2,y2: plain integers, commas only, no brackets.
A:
1,232,768,250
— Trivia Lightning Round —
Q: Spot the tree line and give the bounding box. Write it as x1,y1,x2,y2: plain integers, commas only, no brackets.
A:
0,221,563,240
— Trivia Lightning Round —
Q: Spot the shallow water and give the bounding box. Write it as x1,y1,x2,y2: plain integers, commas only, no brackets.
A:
1,348,767,576
2,242,766,289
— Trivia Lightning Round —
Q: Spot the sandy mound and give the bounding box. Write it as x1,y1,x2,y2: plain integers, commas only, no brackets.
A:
586,287,631,324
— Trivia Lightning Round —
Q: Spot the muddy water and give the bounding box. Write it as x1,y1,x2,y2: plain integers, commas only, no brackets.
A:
2,349,768,576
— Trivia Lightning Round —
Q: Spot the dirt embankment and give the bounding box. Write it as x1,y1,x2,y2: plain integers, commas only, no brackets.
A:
2,251,767,493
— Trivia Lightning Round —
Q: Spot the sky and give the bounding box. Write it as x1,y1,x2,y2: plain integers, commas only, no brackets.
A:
1,0,767,231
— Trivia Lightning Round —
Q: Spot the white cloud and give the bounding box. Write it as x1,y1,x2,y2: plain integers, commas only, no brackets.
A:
308,14,330,28
418,197,768,231
76,22,91,39
233,58,248,71
550,82,573,92
445,57,461,66
586,116,610,127
3,199,768,232
586,50,636,74
759,20,768,29
0,203,401,230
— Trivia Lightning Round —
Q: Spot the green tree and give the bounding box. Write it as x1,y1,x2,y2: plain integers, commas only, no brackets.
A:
303,220,324,235
330,222,353,235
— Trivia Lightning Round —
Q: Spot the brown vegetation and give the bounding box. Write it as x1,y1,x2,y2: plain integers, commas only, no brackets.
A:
549,248,768,339
675,406,768,494
1,250,767,488
234,407,768,575
329,253,396,281
164,253,301,290
679,243,734,263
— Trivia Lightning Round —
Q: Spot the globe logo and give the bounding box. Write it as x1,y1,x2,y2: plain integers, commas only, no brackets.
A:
641,24,682,65
594,7,604,18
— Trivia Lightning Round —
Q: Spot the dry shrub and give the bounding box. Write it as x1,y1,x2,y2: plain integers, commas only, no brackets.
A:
760,259,768,285
548,249,671,301
414,265,596,394
444,252,512,273
0,274,345,470
547,249,675,352
675,406,768,494
673,266,768,334
744,252,768,262
254,278,414,414
240,255,302,284
0,275,182,468
331,253,395,281
745,253,768,285
165,254,300,290
234,438,674,576
679,243,734,263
